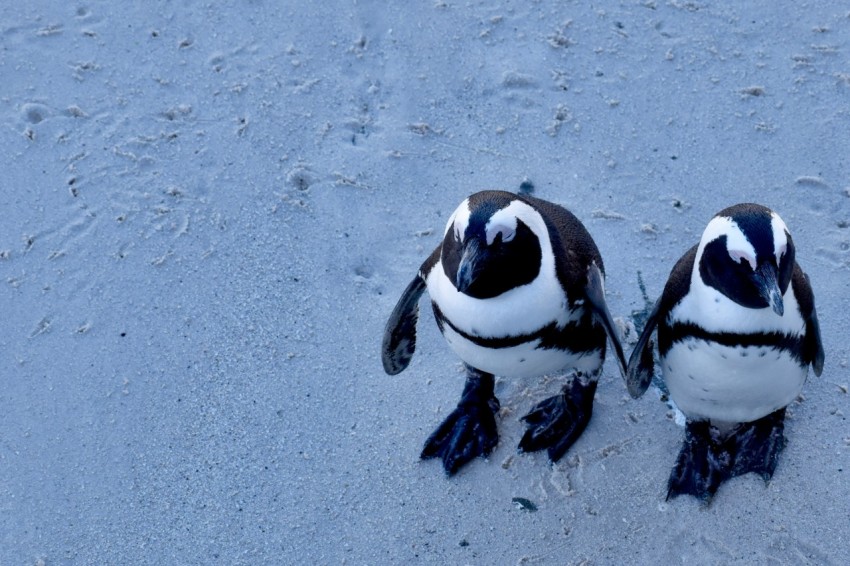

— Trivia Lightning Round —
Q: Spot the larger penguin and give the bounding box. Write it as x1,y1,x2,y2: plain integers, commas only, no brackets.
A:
382,190,627,475
627,203,824,501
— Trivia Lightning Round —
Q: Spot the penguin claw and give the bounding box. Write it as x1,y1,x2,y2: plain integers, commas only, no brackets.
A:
421,399,499,476
518,380,597,463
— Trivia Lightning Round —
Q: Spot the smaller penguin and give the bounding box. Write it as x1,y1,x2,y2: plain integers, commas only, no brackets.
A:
627,203,824,502
383,190,627,475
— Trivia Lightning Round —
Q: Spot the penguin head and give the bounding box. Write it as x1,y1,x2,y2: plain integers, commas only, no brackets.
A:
696,203,795,315
440,191,545,299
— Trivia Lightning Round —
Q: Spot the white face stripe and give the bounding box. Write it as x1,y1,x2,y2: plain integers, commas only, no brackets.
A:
696,210,790,271
770,212,789,263
445,198,472,240
484,208,517,245
697,216,755,269
489,200,545,242
446,197,553,256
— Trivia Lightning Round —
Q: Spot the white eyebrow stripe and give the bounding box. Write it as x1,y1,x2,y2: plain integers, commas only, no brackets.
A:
698,215,755,262
484,207,519,245
770,212,789,262
446,198,472,238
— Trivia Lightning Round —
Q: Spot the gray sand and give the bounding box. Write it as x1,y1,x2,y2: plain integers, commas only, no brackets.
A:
2,2,848,564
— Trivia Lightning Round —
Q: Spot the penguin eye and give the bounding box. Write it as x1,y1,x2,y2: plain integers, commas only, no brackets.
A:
729,250,755,270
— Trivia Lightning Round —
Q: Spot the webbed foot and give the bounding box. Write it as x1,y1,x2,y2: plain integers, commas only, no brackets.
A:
518,377,597,462
421,366,500,476
667,420,724,502
667,408,788,503
730,407,786,482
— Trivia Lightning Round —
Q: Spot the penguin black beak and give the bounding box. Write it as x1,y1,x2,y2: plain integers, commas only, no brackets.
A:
456,239,483,295
754,262,784,316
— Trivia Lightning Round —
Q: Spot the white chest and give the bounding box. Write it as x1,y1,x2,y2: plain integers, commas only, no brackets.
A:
663,283,808,423
673,275,806,336
662,338,807,423
425,261,602,378
425,259,573,338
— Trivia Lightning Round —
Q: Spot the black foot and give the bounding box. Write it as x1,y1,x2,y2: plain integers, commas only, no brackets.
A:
730,407,786,482
518,378,597,463
667,420,724,502
421,366,500,476
667,408,788,503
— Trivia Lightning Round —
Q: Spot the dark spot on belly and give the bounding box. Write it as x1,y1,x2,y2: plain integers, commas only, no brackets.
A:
520,358,526,363
759,351,766,357
720,353,728,359
688,374,695,381
740,351,749,357
687,344,696,351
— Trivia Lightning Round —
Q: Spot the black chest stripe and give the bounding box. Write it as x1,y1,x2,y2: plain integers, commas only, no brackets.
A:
432,303,606,353
660,322,806,365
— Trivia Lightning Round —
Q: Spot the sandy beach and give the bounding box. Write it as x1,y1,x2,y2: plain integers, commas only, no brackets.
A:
2,2,849,564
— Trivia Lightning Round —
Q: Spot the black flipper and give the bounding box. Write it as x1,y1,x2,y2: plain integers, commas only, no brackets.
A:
808,309,825,377
667,409,788,503
585,263,627,379
628,246,697,398
518,378,597,463
421,365,500,475
626,298,661,398
801,272,825,376
381,275,427,375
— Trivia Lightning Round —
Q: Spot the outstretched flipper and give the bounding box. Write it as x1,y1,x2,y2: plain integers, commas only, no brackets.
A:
421,366,500,475
626,299,661,399
382,275,427,375
668,409,788,502
585,263,627,379
518,376,597,462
